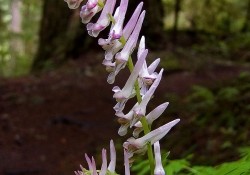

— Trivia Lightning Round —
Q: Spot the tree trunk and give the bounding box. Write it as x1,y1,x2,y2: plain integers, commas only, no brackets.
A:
172,0,182,44
9,0,23,73
241,0,250,33
127,0,165,49
32,0,93,71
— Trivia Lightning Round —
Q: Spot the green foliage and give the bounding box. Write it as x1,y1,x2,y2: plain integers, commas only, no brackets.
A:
186,72,250,130
132,147,250,175
163,0,249,34
164,159,191,175
187,86,215,111
0,0,41,77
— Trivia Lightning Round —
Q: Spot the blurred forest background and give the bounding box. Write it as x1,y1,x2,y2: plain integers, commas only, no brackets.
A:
0,0,250,175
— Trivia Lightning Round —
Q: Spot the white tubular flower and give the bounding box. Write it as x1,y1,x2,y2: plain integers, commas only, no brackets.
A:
108,140,116,173
122,2,144,40
102,59,116,72
99,0,128,48
124,149,131,175
91,157,98,175
154,141,165,175
106,10,146,84
148,58,160,74
133,102,169,138
87,0,116,37
82,154,98,175
139,62,159,95
109,0,128,40
98,7,121,50
116,111,133,136
113,49,148,112
80,3,103,24
123,119,180,158
64,0,83,9
102,2,143,58
115,10,145,64
137,36,145,58
115,103,138,136
131,69,163,126
99,149,107,175
101,2,143,75
137,36,160,95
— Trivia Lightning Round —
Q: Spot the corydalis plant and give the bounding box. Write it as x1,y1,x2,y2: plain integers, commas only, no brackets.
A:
64,0,180,174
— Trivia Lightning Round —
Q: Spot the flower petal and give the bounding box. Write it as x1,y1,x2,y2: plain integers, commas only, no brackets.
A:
113,49,148,111
108,140,116,172
124,119,180,158
133,102,169,138
131,69,164,126
86,0,116,37
115,10,145,63
154,141,165,175
99,149,107,175
80,4,102,24
124,149,131,175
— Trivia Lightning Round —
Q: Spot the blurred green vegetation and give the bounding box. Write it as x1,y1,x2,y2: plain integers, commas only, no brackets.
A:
0,0,41,77
186,72,250,134
163,0,249,33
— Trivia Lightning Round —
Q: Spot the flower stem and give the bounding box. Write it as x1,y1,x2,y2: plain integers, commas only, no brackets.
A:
127,56,155,175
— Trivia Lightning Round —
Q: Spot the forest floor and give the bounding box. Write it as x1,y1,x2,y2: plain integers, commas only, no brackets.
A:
0,52,250,175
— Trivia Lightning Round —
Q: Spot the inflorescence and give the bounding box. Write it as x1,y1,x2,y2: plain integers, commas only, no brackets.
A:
64,0,180,174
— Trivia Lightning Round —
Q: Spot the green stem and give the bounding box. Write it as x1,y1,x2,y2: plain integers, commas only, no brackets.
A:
127,56,155,175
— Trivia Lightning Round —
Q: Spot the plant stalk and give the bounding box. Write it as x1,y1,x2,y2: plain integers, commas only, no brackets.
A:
127,56,155,175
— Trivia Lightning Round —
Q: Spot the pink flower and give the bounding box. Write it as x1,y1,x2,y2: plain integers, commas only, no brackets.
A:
80,4,102,24
87,0,116,37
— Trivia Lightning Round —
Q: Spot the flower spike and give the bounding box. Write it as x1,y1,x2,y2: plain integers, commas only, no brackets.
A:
64,0,181,173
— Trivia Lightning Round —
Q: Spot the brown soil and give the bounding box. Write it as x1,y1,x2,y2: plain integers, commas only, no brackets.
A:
0,53,249,175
